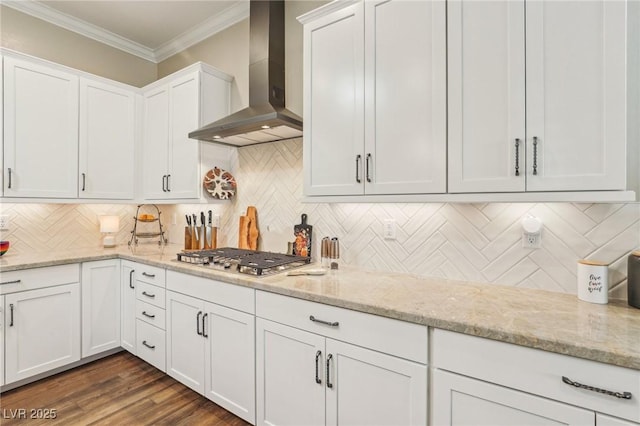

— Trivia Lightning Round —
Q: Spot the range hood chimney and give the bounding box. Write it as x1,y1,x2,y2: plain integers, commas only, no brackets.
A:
189,0,302,147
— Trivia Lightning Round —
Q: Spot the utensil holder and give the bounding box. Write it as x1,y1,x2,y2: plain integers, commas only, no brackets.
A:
184,227,192,250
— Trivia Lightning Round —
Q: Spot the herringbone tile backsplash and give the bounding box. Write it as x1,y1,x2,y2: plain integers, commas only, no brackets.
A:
2,138,639,299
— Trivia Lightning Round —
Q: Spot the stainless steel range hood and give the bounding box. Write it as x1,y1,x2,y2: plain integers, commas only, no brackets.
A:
189,0,302,147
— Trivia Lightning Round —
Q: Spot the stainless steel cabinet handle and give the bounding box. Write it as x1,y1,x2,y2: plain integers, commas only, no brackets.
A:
326,354,333,389
129,270,135,289
142,291,155,299
202,313,208,338
7,168,12,189
562,376,632,400
355,155,362,183
142,340,155,350
309,315,339,327
142,311,155,319
81,173,86,191
196,311,203,335
166,174,171,192
532,136,539,175
0,279,21,286
315,350,322,384
142,272,155,278
9,303,14,327
162,175,167,192
366,153,372,183
514,139,521,177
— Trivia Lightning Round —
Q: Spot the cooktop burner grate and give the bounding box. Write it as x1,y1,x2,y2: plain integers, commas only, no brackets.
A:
176,247,311,276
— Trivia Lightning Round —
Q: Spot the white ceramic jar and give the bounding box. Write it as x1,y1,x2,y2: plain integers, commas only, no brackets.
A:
577,260,609,304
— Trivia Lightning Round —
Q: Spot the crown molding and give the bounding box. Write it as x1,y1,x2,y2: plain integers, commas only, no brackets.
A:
154,1,249,63
2,0,249,64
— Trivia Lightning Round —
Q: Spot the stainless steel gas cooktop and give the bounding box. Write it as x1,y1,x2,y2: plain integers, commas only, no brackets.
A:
176,247,311,276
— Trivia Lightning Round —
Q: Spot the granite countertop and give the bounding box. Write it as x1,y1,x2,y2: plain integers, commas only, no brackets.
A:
1,245,639,371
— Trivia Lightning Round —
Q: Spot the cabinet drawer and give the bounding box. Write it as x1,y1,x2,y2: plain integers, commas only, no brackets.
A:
166,270,254,314
256,290,427,363
136,281,165,308
136,299,166,330
432,329,640,423
136,319,165,372
136,264,165,287
0,264,79,294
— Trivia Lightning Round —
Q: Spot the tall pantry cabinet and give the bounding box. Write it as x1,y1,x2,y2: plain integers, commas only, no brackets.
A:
447,0,627,193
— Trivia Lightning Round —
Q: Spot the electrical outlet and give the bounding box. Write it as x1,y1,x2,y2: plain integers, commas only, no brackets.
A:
171,213,177,225
522,232,541,248
383,219,397,240
213,214,221,228
0,215,9,230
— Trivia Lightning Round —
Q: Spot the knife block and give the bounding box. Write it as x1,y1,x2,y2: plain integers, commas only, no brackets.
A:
184,227,192,250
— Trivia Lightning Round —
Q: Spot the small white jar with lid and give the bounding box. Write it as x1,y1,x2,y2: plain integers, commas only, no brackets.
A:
577,260,609,304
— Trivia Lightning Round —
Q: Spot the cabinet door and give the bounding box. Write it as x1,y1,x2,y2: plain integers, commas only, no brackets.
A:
81,260,121,357
447,0,526,193
204,302,255,424
256,318,325,426
166,291,205,393
364,0,446,195
325,339,427,426
526,0,626,191
432,369,594,426
5,283,81,384
79,78,135,199
596,414,639,426
142,85,170,199
0,295,4,387
303,2,365,196
3,57,79,198
121,261,136,354
168,72,200,199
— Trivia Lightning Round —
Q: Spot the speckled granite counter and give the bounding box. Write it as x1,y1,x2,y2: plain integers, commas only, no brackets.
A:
1,245,639,371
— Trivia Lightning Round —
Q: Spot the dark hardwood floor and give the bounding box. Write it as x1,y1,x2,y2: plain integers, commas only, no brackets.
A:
0,352,251,426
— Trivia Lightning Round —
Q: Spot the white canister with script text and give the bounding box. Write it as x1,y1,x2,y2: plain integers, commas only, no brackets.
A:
577,260,609,304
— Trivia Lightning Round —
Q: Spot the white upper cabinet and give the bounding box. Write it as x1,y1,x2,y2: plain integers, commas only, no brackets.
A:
142,65,232,201
301,0,446,197
447,0,526,193
364,0,446,195
79,78,135,199
525,0,627,191
3,56,79,198
448,0,627,194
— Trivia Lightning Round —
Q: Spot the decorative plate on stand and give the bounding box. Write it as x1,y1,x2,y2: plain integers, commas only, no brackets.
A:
203,167,237,200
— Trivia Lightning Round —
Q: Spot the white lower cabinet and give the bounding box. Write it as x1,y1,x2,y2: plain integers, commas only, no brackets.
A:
432,369,593,425
134,272,166,372
81,260,121,357
0,295,4,386
166,271,255,424
432,329,640,426
255,291,428,426
120,261,137,354
4,283,81,384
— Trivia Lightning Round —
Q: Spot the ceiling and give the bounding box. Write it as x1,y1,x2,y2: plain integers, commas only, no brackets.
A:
3,0,249,62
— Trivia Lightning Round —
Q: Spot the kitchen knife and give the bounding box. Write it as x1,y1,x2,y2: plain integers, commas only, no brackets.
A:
204,210,213,249
293,214,312,257
191,213,200,249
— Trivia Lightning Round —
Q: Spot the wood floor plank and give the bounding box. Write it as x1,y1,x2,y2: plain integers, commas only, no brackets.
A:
0,352,251,426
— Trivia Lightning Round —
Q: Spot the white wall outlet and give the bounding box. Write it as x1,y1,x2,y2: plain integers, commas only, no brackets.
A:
213,214,221,228
0,215,9,230
383,219,397,240
171,212,177,225
521,215,542,249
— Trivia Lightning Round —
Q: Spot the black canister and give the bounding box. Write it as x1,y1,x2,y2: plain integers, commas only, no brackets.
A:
629,251,640,309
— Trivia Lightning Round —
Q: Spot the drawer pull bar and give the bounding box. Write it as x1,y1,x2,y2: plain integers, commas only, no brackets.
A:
315,350,322,384
326,354,333,389
142,272,156,278
142,340,155,350
196,311,203,335
202,313,208,338
142,291,155,299
142,311,155,319
129,270,135,289
562,376,632,400
9,303,14,326
0,279,21,286
309,315,339,327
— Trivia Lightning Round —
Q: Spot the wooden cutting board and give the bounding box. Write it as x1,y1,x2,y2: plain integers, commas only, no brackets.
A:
238,206,259,250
